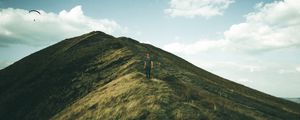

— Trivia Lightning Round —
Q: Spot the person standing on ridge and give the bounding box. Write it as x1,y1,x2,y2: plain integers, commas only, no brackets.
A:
144,52,153,79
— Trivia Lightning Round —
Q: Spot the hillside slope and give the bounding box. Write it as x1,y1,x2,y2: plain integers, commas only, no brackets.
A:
0,31,299,120
285,98,300,104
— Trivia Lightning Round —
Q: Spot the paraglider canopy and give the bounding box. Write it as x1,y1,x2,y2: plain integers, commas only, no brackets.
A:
29,10,41,14
28,10,41,21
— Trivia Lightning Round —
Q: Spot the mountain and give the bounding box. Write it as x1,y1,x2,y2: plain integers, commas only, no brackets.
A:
285,98,300,104
0,31,299,120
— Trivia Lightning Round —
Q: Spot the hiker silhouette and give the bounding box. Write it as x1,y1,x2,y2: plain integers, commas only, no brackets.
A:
144,52,153,79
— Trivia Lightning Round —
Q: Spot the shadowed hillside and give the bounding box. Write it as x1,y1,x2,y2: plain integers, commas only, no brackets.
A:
0,31,299,120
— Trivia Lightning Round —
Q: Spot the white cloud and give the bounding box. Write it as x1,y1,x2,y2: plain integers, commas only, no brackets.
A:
164,0,300,54
210,61,263,73
296,67,300,72
0,5,121,47
278,69,295,74
140,40,152,44
163,39,226,54
224,0,300,52
165,0,235,18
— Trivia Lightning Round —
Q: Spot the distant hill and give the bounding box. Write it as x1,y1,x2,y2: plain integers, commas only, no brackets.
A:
0,31,299,120
285,98,300,104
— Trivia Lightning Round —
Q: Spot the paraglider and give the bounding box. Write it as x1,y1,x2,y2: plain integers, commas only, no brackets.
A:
29,10,41,14
28,10,41,21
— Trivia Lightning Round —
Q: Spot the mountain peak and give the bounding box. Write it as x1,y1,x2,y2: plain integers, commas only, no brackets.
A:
88,31,112,36
0,32,300,120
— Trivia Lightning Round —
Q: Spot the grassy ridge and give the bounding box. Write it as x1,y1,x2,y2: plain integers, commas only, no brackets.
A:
0,31,299,120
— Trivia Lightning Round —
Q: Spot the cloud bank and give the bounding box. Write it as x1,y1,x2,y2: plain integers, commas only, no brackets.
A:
224,0,300,52
165,0,235,18
0,5,121,47
164,0,300,54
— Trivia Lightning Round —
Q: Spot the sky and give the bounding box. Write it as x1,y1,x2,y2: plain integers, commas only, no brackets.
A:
0,0,299,97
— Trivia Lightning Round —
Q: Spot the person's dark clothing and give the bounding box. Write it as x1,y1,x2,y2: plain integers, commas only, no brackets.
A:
146,67,151,79
145,57,152,79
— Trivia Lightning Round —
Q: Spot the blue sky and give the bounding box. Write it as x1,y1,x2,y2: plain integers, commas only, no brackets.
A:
1,0,300,97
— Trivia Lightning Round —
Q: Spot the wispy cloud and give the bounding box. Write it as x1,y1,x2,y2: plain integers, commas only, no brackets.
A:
200,61,264,73
163,39,226,54
165,0,235,18
278,69,296,74
0,5,121,47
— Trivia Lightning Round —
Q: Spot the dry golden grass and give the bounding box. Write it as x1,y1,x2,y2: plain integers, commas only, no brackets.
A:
51,72,177,120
